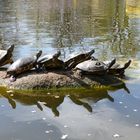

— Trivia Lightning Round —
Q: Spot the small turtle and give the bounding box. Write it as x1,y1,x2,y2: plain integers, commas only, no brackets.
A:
106,60,131,76
73,59,116,77
6,50,42,81
37,51,65,70
64,49,95,70
0,44,14,67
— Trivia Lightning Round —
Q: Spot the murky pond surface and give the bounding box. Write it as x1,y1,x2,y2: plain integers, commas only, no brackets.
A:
0,0,140,140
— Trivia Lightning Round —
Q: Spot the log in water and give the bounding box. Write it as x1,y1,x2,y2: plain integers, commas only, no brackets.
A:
0,70,126,90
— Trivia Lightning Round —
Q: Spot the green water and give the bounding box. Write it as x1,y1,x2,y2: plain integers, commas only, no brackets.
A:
0,0,140,140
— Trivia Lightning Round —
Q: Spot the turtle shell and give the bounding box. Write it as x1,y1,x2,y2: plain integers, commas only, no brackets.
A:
0,44,14,66
75,60,108,75
44,59,64,69
75,58,116,75
7,50,42,76
64,49,95,69
37,51,65,69
37,54,53,64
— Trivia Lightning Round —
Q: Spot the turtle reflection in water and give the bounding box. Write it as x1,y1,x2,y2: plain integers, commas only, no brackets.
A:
6,50,42,82
0,44,14,67
0,82,130,116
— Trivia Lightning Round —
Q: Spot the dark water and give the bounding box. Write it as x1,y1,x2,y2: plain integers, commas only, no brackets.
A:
0,0,140,140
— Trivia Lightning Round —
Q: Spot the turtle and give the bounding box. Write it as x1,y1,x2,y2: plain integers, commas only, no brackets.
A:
106,60,131,76
73,58,116,77
37,51,65,70
0,44,14,67
6,50,42,81
64,49,95,70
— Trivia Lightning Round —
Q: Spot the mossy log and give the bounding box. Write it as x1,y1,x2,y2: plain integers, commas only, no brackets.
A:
0,69,127,90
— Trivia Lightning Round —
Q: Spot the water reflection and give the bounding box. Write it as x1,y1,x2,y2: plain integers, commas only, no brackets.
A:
0,0,139,60
0,84,129,117
0,0,140,139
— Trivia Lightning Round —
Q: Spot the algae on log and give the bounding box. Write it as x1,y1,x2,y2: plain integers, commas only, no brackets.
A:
0,70,126,90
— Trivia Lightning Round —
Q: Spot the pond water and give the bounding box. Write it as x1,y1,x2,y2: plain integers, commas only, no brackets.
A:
0,0,140,140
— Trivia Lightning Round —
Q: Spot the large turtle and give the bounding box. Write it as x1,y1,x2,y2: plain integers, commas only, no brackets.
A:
6,50,42,81
73,59,116,77
64,49,95,70
0,44,14,67
37,51,65,70
106,60,131,76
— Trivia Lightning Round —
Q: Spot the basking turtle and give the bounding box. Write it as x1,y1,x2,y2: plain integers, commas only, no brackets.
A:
106,60,131,76
6,50,42,81
0,44,14,67
73,59,116,77
64,49,95,70
37,51,65,70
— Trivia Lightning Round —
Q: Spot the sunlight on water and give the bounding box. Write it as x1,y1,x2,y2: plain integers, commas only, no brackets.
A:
0,0,140,140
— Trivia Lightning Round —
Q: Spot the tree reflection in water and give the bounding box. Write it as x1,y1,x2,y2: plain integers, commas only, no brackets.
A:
0,0,139,61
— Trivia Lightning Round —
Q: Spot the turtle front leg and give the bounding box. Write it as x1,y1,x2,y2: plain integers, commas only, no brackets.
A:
35,64,47,73
42,65,47,72
73,69,83,78
66,60,78,70
9,75,17,82
35,65,40,73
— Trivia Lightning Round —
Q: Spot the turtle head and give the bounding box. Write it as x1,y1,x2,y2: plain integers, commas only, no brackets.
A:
88,49,95,56
86,49,95,59
53,50,61,59
108,58,116,69
8,44,14,53
36,50,42,59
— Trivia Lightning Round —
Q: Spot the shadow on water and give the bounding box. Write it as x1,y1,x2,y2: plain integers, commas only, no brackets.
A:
0,82,130,117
